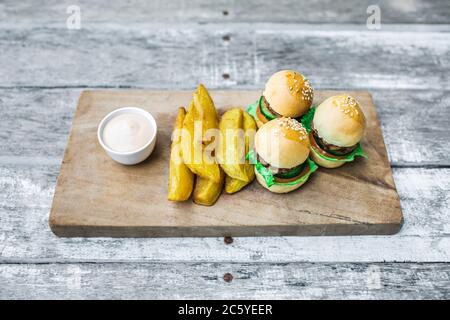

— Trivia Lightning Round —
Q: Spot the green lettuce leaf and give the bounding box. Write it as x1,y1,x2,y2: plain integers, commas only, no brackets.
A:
313,143,368,162
246,98,259,118
259,97,277,120
246,150,318,187
301,106,368,162
246,96,278,121
300,106,316,133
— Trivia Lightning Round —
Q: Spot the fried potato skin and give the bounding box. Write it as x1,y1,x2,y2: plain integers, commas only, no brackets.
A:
168,107,194,201
193,84,219,133
225,175,247,194
224,111,257,194
193,168,225,206
181,99,221,183
218,108,248,182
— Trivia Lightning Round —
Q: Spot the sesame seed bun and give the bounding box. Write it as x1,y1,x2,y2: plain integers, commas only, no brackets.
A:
254,118,310,169
313,94,366,147
263,70,314,118
255,169,307,193
310,146,346,168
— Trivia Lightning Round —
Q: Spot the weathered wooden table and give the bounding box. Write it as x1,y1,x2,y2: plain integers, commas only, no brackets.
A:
1,1,449,299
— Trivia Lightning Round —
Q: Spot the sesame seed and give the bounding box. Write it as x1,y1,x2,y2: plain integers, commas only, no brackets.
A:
278,118,307,140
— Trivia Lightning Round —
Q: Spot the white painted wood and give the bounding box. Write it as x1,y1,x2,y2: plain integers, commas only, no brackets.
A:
1,0,449,24
1,1,449,298
1,25,449,90
1,89,448,166
1,262,449,299
1,165,449,262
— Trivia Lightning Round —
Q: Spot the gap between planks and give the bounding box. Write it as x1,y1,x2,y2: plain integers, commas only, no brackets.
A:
2,156,450,168
1,23,449,32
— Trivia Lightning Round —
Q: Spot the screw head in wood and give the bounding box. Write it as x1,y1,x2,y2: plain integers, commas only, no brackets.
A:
223,273,233,282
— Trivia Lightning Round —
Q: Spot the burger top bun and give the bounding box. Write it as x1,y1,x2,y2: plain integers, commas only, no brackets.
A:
313,94,366,147
263,70,313,118
255,118,310,169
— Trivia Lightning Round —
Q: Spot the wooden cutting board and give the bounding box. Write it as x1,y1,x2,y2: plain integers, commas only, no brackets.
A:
49,90,403,237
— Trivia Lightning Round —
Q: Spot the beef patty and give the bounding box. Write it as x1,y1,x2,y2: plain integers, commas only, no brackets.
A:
256,152,304,175
311,124,357,156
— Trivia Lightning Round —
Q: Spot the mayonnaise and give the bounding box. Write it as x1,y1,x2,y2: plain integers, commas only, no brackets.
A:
102,113,153,152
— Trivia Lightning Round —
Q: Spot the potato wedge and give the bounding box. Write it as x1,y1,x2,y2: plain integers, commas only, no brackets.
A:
225,161,255,193
193,84,219,134
218,108,248,182
242,111,257,182
224,111,257,194
224,175,246,194
243,110,257,158
168,107,194,201
181,100,221,183
193,169,225,206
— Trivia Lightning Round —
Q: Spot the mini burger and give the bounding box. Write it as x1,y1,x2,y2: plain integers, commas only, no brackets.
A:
308,94,367,168
248,117,317,193
248,70,314,128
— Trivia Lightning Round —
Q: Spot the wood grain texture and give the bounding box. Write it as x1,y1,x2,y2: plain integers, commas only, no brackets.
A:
2,162,449,262
48,90,402,237
2,0,449,24
1,25,449,90
1,88,449,166
1,262,449,299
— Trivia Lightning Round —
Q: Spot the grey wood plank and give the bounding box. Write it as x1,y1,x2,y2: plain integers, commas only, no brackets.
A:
1,24,449,90
1,89,449,166
0,89,80,162
0,262,449,299
0,165,449,262
1,0,449,24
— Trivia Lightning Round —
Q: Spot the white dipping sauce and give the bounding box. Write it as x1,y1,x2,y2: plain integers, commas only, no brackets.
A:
102,113,153,152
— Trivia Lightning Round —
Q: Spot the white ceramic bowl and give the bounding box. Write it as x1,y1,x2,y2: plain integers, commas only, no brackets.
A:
97,107,157,165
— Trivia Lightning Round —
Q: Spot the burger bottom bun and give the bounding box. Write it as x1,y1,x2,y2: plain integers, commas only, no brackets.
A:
255,168,307,194
310,146,345,169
